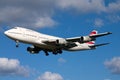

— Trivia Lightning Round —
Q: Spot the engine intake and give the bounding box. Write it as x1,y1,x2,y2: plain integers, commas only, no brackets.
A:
56,39,67,45
80,36,95,42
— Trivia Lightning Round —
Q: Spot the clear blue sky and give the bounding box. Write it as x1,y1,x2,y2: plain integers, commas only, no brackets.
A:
0,0,120,80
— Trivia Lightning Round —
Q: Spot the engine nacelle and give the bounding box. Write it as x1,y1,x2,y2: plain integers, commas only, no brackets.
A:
80,36,95,42
56,39,67,45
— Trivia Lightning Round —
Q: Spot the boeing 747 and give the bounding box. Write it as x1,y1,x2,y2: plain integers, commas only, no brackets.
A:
4,27,111,56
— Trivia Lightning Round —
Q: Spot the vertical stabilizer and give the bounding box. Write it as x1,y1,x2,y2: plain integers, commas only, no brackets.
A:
87,30,98,45
89,30,98,36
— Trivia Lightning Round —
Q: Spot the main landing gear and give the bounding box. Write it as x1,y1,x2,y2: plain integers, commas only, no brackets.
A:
44,49,63,56
44,51,49,56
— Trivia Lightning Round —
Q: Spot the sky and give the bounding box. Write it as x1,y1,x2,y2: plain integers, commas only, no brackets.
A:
0,0,120,80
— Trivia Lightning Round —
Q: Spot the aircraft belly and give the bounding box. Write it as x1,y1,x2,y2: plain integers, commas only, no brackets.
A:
35,43,58,51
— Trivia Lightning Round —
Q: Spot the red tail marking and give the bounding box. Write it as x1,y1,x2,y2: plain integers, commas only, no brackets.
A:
87,30,97,45
90,30,97,36
87,41,95,44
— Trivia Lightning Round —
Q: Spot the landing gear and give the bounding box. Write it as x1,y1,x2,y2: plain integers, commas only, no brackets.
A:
53,49,63,55
57,50,62,54
27,46,40,54
44,51,49,56
15,40,19,47
53,52,57,55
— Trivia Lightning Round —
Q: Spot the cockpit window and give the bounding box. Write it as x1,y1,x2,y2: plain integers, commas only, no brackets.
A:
13,27,18,29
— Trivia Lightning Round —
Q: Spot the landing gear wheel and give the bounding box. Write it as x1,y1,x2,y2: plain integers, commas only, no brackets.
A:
45,53,49,56
58,50,62,54
53,52,58,55
15,40,19,48
44,51,49,56
16,45,19,47
56,50,62,54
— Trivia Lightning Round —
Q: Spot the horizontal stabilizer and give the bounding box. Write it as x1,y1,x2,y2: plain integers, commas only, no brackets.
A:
89,43,110,48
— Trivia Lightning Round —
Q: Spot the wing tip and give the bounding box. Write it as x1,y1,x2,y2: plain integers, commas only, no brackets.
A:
107,32,112,34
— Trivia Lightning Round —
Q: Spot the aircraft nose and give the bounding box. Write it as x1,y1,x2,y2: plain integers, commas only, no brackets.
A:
4,31,7,35
4,31,9,36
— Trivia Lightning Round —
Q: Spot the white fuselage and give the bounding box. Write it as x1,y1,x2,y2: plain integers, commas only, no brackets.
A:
4,27,92,51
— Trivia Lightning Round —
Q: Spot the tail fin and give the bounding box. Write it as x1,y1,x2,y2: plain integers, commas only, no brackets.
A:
87,30,98,45
89,30,98,36
87,41,95,45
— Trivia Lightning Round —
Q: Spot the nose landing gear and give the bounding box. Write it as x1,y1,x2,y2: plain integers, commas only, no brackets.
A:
15,40,19,47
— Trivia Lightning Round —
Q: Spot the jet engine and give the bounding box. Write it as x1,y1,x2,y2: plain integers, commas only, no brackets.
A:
56,39,67,45
27,46,40,54
80,36,95,42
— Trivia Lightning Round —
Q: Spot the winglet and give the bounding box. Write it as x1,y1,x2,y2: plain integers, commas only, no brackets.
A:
107,32,112,35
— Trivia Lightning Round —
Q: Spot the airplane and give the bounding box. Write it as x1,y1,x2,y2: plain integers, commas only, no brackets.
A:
4,27,112,56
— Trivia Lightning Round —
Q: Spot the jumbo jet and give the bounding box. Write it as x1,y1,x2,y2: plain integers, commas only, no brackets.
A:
4,27,111,56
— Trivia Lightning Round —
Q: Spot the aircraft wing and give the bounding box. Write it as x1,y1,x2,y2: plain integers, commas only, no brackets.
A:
89,32,112,38
66,32,112,43
42,31,111,46
42,39,77,48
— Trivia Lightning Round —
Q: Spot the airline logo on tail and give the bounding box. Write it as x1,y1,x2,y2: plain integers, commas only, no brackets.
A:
87,30,98,45
89,30,98,36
